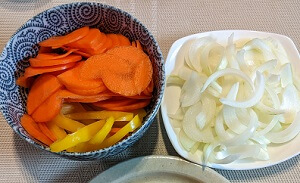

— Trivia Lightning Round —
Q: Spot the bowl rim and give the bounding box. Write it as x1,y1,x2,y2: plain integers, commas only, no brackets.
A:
1,2,165,157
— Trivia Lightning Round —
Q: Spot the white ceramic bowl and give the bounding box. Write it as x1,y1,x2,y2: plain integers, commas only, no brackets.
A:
161,30,300,170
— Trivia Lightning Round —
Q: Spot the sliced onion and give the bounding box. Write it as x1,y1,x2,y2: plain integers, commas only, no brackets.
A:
196,96,216,130
243,38,276,61
188,37,213,73
167,75,185,86
201,42,225,75
179,129,198,151
220,72,265,108
180,71,206,107
280,63,293,88
182,102,214,142
266,112,300,143
201,68,254,93
280,84,300,123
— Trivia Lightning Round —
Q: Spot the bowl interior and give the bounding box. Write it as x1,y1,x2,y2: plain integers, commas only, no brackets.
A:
0,2,165,160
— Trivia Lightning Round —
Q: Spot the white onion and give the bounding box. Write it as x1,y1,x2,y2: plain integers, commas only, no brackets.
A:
167,34,300,165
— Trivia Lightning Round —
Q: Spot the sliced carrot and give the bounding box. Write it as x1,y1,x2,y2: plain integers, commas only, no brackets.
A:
67,28,106,55
27,74,63,115
100,99,151,111
29,54,82,67
135,40,143,50
36,48,78,60
16,75,35,88
117,34,131,46
24,62,76,78
39,26,90,47
131,41,136,47
57,62,104,90
38,46,52,53
107,46,153,96
31,90,62,122
58,89,112,103
80,46,153,96
93,98,137,109
62,46,91,58
67,85,107,96
107,34,120,48
37,122,57,141
143,79,154,96
20,114,53,146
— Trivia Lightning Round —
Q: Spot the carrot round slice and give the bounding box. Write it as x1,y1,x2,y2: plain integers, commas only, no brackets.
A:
107,34,120,48
117,34,131,46
62,46,92,58
30,54,82,67
20,114,53,146
24,62,76,78
67,28,106,55
59,90,112,103
135,40,143,50
36,49,78,60
57,62,104,90
142,79,154,96
93,98,136,109
107,46,153,96
131,41,136,47
27,74,63,115
16,75,35,88
39,26,89,47
37,122,57,142
96,99,151,111
38,46,52,53
67,85,107,96
31,90,62,122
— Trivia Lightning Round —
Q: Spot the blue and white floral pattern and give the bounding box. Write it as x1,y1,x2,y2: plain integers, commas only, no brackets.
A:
0,2,165,160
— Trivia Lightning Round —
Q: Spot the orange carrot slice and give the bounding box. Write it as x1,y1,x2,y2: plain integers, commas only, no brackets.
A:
36,48,78,60
20,114,53,146
131,41,136,47
57,62,104,90
93,98,137,109
135,40,143,50
96,99,150,111
39,26,89,47
107,34,120,48
58,90,112,103
117,34,131,46
81,46,153,96
38,46,52,53
106,46,153,96
67,85,107,96
31,90,62,122
27,74,63,115
24,62,76,78
37,123,57,142
67,28,106,55
29,54,82,67
16,75,35,88
62,46,92,58
142,79,154,96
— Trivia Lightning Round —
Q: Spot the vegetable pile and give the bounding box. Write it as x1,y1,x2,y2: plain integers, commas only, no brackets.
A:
167,34,300,164
17,27,153,152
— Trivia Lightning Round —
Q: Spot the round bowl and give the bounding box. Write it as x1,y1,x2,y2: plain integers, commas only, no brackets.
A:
0,2,165,160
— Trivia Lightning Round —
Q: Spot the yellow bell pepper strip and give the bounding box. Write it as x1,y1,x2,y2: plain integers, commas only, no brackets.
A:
65,111,133,121
50,119,105,152
98,114,141,149
51,114,85,133
61,103,95,125
131,108,147,118
46,121,67,140
89,116,115,144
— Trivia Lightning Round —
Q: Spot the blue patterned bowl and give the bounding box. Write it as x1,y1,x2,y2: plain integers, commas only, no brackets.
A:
0,2,165,160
